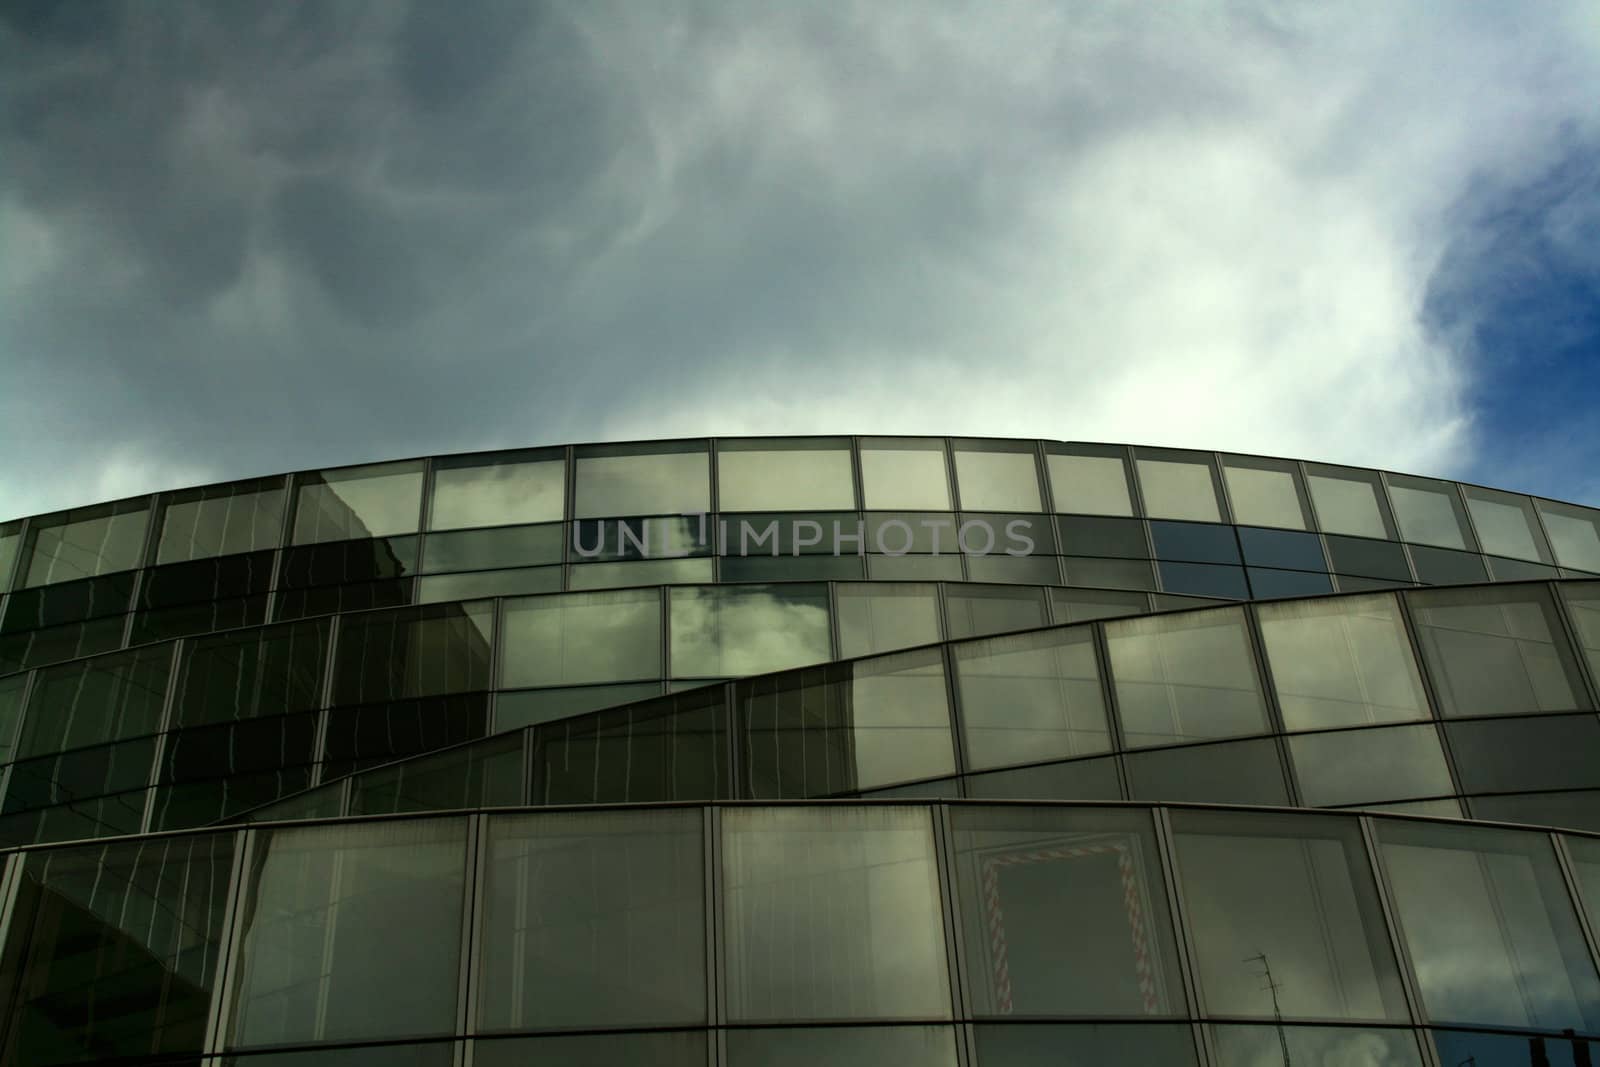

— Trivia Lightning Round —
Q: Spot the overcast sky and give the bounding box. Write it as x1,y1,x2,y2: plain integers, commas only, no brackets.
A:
3,2,1598,521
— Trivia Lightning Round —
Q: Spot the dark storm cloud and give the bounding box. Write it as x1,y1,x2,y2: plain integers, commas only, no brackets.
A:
2,2,1598,518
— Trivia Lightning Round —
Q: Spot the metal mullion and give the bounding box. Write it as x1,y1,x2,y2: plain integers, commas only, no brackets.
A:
941,643,969,780
826,582,841,663
1355,816,1437,1052
459,812,488,1038
932,802,971,1027
1240,603,1301,806
708,805,726,1030
1208,450,1236,527
723,680,740,801
1391,590,1471,803
1032,439,1056,518
308,612,341,787
0,516,26,593
519,726,533,807
1091,621,1133,800
1445,480,1486,556
1550,580,1600,711
137,638,187,835
203,826,256,1056
1152,806,1208,1023
662,586,674,691
561,444,576,590
263,474,295,622
1552,831,1600,987
942,437,961,513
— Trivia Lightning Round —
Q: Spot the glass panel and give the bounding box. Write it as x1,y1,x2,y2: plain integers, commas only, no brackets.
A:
1569,836,1600,932
1432,1029,1599,1067
669,584,830,677
1465,486,1553,562
721,554,865,582
417,566,560,602
1134,450,1224,523
420,523,563,572
1289,724,1454,806
1376,819,1600,1030
1446,714,1600,794
332,600,493,704
176,619,329,727
572,514,710,562
531,688,728,804
0,673,25,762
1246,567,1334,599
573,440,709,518
1222,456,1310,529
722,806,951,1020
1150,521,1239,564
964,555,1060,585
945,584,1048,641
157,477,284,563
348,732,523,814
477,809,705,1030
1238,527,1326,571
1105,606,1268,746
0,834,234,1064
291,461,424,544
321,691,489,779
473,1032,708,1067
951,807,1183,1016
19,645,172,756
1212,1025,1423,1066
717,437,856,511
741,647,955,796
278,535,417,587
23,499,150,586
1050,587,1149,623
859,438,952,510
501,589,662,687
964,755,1123,800
1488,555,1561,580
1306,464,1394,540
1159,562,1250,599
1408,585,1590,717
1364,797,1464,818
836,582,942,657
1257,593,1429,730
954,440,1043,512
1173,810,1409,1020
152,767,316,831
1409,544,1489,584
1124,737,1290,805
1046,445,1137,517
568,556,715,590
728,1026,958,1067
1064,556,1157,590
1539,500,1600,572
1563,582,1600,684
973,1022,1197,1065
955,627,1110,771
1387,473,1473,550
220,1043,456,1067
429,448,564,529
720,512,862,556
494,682,663,731
1326,534,1412,581
1473,792,1600,832
228,818,469,1046
1057,515,1148,558
0,519,20,589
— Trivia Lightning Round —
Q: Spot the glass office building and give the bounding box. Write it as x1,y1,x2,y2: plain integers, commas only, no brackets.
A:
0,437,1599,1065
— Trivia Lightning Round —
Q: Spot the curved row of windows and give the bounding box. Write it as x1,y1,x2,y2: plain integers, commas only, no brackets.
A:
1,801,1597,1065
2,578,1599,847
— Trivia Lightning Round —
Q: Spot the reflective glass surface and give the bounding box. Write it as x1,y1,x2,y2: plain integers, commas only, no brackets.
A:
1257,593,1429,730
859,438,952,510
1387,473,1473,551
416,566,560,602
669,584,831,677
474,1032,708,1066
728,1025,959,1066
331,600,493,704
428,449,564,529
1047,445,1137,517
1431,1029,1599,1067
973,1022,1197,1065
1289,724,1454,806
1564,582,1600,684
954,440,1044,512
501,589,662,687
717,437,856,511
1124,737,1290,805
0,520,19,589
0,672,24,762
477,809,705,1029
229,818,469,1046
19,645,171,755
1212,1025,1423,1066
531,688,727,804
1465,486,1554,563
1135,451,1224,523
573,441,710,519
1050,587,1150,622
946,584,1048,641
23,500,150,587
349,732,522,814
1410,543,1490,584
1105,607,1268,746
493,681,663,730
955,627,1111,770
291,461,424,544
1173,810,1408,1020
1306,465,1394,540
836,582,942,658
420,523,562,573
1408,585,1590,717
1222,456,1310,530
952,807,1184,1016
1376,820,1600,1031
965,755,1123,800
1540,499,1600,573
157,477,285,564
722,806,952,1020
1445,714,1600,794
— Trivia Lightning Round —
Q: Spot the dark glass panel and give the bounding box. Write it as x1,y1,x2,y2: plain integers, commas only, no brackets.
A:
1246,567,1335,599
1409,544,1490,584
319,691,490,779
419,522,563,572
477,809,706,1030
1049,587,1150,623
21,499,150,587
1056,515,1148,558
1334,574,1412,592
0,616,127,674
965,556,1061,585
721,555,865,581
290,461,423,544
1172,810,1409,1020
1062,556,1157,590
472,1032,707,1067
973,1023,1197,1065
4,738,158,815
150,767,316,830
1150,521,1240,564
175,619,330,728
0,834,233,1064
493,682,664,731
1289,724,1454,806
1157,562,1250,599
1446,715,1600,794
951,807,1185,1016
1432,1029,1598,1067
1325,534,1414,580
1238,526,1327,570
140,550,274,609
20,645,171,756
960,512,1057,555
531,688,728,804
161,712,319,783
277,535,418,587
864,511,964,555
740,647,954,798
130,595,269,645
945,584,1048,641
567,557,714,590
228,818,468,1047
729,1026,958,1066
867,553,965,580
221,1041,455,1067
0,789,150,847
331,601,493,705
348,732,523,815
416,566,560,602
1124,738,1289,805
1,570,138,631
157,477,285,563
1213,1025,1423,1066
964,755,1123,800
271,578,412,622
1489,556,1563,580
0,674,21,762
1472,792,1600,833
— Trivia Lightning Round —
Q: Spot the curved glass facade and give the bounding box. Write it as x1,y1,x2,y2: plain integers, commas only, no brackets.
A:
2,437,1599,1065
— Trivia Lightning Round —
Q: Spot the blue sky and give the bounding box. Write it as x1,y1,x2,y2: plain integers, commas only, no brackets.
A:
2,2,1598,519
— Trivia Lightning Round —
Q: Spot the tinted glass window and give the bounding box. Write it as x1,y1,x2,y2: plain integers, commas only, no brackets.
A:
1173,810,1409,1020
1565,582,1600,684
1464,486,1553,562
1307,466,1393,539
1408,585,1589,716
23,499,150,586
836,582,942,658
1471,793,1600,833
1289,724,1454,806
1057,515,1148,558
1325,534,1412,580
474,1032,708,1067
420,522,562,572
974,1024,1197,1066
501,589,662,687
1046,446,1136,516
955,627,1110,770
0,673,24,763
568,556,714,590
1222,456,1310,529
416,566,560,602
531,689,728,804
477,809,705,1030
670,584,831,677
291,462,423,544
728,1026,958,1067
1246,567,1335,599
0,520,20,590
1538,500,1600,572
722,806,952,1020
946,584,1048,640
1159,562,1250,600
157,477,284,563
494,682,663,731
1150,521,1239,564
859,438,952,510
573,441,709,518
1106,607,1268,746
718,437,856,511
1258,593,1429,730
1569,836,1600,934
429,449,564,529
1063,556,1157,590
1445,714,1600,794
1376,820,1600,1031
1213,1025,1422,1067
954,441,1043,512
348,732,522,815
1049,587,1149,623
951,807,1185,1016
332,600,493,704
1432,1029,1597,1067
1238,526,1326,570
20,645,172,755
1134,453,1224,523
176,619,329,727
1386,474,1473,550
1408,544,1488,584
1123,737,1289,805
964,755,1123,800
